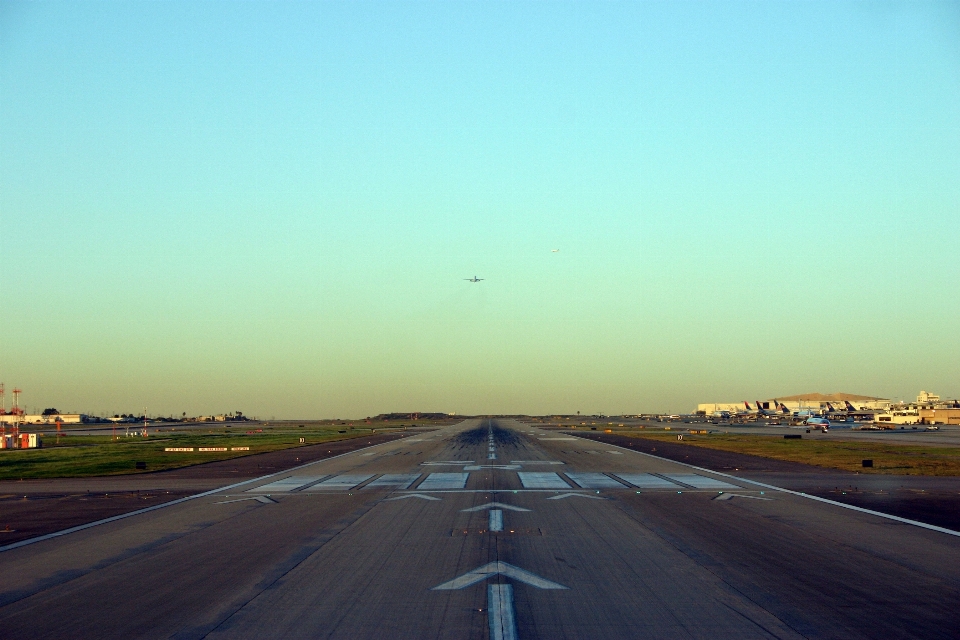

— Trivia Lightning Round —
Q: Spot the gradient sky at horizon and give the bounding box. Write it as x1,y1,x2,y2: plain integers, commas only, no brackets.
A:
2,1,958,418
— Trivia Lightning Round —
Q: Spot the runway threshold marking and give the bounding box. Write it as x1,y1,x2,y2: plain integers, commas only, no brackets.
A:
546,493,604,500
431,561,568,590
614,473,683,489
366,473,421,489
565,472,628,489
517,472,570,489
303,474,374,490
661,473,741,490
385,493,440,501
461,502,531,513
246,476,326,493
417,473,470,490
489,584,517,640
570,434,960,539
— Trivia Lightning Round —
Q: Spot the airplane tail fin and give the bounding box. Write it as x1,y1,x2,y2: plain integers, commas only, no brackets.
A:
744,401,751,410
844,400,856,411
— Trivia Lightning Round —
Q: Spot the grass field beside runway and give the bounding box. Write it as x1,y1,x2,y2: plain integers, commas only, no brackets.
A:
610,431,960,476
0,424,406,480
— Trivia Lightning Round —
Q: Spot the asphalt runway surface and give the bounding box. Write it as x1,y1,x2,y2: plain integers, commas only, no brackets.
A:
0,432,408,545
1,419,958,639
577,431,960,532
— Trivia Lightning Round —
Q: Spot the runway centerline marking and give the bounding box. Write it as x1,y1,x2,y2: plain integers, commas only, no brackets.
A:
488,584,517,640
489,509,504,532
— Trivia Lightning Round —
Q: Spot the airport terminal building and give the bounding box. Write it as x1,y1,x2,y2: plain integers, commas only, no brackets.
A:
698,393,891,415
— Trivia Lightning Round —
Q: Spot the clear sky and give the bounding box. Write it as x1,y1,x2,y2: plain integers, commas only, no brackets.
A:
1,1,958,418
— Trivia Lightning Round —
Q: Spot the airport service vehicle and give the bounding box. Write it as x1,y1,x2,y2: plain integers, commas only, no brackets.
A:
805,417,830,432
873,410,920,425
926,425,940,431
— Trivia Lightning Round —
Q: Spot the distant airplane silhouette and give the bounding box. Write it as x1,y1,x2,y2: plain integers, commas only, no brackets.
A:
464,276,484,283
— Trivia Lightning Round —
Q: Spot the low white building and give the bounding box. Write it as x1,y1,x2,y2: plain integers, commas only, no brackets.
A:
0,414,84,425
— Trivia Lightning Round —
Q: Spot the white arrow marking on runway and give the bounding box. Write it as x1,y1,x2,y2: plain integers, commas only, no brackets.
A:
546,493,604,500
461,502,531,513
215,496,277,505
385,493,441,501
714,493,773,501
431,561,568,590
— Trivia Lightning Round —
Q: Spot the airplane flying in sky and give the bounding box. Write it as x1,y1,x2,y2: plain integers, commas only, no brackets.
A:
551,249,559,252
464,276,484,283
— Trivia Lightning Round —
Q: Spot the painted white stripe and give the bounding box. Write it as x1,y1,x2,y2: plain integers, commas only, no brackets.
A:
517,472,571,489
246,476,325,493
489,509,504,532
510,460,564,465
366,473,421,489
421,461,473,465
489,584,517,640
546,492,604,500
565,472,627,489
568,434,960,538
661,473,740,489
303,474,374,490
417,472,470,490
385,493,440,501
464,464,520,471
540,437,577,441
614,473,682,489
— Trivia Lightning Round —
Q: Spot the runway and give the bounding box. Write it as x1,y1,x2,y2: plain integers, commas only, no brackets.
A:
1,419,958,639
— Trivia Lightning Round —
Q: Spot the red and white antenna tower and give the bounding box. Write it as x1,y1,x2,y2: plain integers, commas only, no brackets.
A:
12,388,22,415
0,383,5,414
